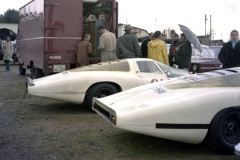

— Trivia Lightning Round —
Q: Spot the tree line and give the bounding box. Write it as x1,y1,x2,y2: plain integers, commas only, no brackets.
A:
0,9,19,24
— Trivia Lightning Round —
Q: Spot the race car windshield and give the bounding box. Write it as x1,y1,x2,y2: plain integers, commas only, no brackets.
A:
156,62,190,78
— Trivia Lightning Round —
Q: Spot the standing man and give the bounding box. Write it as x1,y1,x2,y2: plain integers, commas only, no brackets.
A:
148,31,169,65
3,36,13,71
169,33,180,67
141,32,153,58
116,25,141,59
174,33,192,71
218,30,240,69
98,26,117,62
75,33,92,67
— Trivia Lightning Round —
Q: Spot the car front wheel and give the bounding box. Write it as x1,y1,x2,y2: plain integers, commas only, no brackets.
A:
87,83,119,109
208,108,240,154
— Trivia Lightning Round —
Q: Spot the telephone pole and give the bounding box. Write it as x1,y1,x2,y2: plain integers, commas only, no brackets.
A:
210,15,212,46
205,14,207,36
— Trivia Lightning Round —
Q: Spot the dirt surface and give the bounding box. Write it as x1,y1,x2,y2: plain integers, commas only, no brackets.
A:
0,63,239,160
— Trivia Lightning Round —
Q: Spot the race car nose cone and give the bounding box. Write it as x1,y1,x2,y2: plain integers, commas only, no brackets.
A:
235,143,240,155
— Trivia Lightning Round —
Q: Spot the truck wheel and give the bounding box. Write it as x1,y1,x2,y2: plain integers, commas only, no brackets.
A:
31,67,44,79
35,68,44,78
208,108,240,154
19,64,26,76
87,83,118,109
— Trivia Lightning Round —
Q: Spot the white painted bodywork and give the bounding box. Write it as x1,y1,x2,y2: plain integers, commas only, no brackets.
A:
93,67,240,144
28,58,188,104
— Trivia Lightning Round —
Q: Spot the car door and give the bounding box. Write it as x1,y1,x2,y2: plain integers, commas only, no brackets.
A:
135,61,167,84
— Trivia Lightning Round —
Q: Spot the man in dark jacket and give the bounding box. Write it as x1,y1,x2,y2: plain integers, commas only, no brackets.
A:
218,30,240,69
116,25,141,59
174,33,192,71
141,32,153,58
169,33,180,67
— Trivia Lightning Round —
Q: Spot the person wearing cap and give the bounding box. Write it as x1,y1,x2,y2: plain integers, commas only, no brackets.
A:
98,26,118,62
173,33,192,71
148,31,169,65
218,30,240,69
169,33,180,67
116,25,141,59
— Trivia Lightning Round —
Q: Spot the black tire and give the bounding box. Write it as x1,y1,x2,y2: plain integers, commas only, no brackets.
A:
207,108,240,154
19,64,26,76
30,67,44,79
86,83,118,109
35,68,44,79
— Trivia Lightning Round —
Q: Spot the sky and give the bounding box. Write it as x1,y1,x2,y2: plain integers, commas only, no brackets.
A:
1,0,240,42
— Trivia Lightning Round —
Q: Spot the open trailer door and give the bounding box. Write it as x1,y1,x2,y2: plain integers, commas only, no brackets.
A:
83,0,118,62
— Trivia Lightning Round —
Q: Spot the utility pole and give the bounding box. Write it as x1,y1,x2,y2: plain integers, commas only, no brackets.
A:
210,15,212,46
205,14,207,36
155,18,157,31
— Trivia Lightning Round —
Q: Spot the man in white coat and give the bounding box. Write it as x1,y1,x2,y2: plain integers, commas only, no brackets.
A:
3,36,13,71
97,26,117,62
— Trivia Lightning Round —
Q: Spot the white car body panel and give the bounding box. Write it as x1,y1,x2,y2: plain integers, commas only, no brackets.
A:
28,58,188,104
93,67,240,144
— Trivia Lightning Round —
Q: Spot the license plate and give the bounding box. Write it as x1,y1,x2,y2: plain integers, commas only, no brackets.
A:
53,65,66,72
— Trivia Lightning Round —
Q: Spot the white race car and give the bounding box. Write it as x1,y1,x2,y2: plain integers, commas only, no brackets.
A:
93,68,240,154
27,58,188,107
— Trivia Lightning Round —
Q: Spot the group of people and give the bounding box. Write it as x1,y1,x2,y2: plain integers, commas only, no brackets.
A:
75,24,140,67
75,25,240,71
75,24,194,72
141,29,240,71
141,31,192,71
1,36,14,71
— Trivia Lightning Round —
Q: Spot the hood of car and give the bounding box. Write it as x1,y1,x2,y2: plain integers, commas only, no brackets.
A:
93,68,240,113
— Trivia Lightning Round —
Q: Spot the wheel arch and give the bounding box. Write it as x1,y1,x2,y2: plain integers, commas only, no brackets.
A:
203,106,240,154
203,106,240,140
84,81,123,101
208,106,240,127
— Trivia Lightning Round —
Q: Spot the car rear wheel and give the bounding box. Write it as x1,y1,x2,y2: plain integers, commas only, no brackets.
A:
207,108,240,154
87,83,118,109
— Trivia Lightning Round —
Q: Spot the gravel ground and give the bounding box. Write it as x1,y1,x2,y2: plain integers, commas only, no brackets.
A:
0,63,239,160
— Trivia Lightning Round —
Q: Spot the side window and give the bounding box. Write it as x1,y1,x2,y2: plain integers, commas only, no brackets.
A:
137,61,162,73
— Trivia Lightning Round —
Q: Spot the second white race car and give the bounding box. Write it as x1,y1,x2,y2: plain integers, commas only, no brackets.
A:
93,68,240,154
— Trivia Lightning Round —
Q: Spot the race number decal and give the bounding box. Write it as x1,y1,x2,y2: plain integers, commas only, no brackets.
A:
150,86,167,94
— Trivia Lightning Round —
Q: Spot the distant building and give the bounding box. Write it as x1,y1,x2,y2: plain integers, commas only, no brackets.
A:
211,40,224,46
197,35,224,46
118,24,149,40
197,35,211,46
0,23,18,34
0,23,18,40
